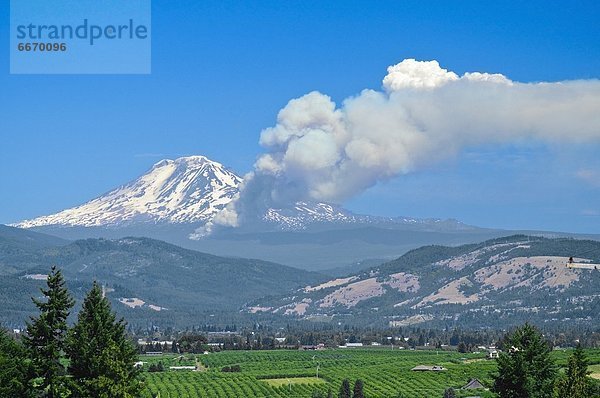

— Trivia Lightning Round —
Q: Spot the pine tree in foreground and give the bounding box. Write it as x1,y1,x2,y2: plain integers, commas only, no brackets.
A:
23,265,74,398
493,323,556,398
0,328,31,397
554,344,592,398
339,378,351,398
66,281,142,398
352,379,365,398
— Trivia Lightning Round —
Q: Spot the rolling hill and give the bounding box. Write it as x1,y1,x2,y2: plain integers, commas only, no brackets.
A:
0,224,68,275
2,227,598,330
0,229,325,328
244,235,600,329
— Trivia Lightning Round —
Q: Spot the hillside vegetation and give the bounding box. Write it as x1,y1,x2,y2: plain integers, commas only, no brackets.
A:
247,235,600,329
0,226,325,327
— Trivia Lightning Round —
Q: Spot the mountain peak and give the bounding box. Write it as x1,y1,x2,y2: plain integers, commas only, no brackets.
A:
153,155,221,168
15,154,243,228
176,155,210,163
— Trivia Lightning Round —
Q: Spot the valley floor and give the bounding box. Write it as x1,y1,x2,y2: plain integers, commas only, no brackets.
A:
139,348,600,398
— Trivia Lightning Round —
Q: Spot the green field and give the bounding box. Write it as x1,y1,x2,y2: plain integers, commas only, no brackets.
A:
140,348,600,398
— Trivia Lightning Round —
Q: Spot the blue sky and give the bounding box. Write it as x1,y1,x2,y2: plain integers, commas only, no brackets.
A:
1,0,599,233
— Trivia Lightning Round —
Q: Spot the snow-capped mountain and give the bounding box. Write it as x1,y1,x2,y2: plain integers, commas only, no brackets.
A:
13,155,370,230
14,155,467,233
15,156,242,228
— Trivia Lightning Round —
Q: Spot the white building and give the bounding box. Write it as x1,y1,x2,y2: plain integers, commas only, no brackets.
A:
346,343,364,347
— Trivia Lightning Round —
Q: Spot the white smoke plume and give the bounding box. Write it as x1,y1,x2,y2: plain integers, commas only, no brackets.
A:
200,59,600,234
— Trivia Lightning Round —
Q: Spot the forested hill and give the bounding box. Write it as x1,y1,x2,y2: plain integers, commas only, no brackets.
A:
246,235,600,329
0,228,325,327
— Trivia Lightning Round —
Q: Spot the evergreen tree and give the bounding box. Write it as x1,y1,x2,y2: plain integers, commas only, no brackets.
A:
554,344,592,398
494,345,529,398
66,282,142,398
23,266,74,398
493,323,556,398
443,387,456,398
339,379,351,398
0,329,31,397
352,379,365,398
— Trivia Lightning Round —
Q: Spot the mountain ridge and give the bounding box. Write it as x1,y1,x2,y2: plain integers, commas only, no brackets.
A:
1,227,599,329
244,235,600,329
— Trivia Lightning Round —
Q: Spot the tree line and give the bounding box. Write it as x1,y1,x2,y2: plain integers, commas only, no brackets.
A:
132,322,600,353
0,266,141,397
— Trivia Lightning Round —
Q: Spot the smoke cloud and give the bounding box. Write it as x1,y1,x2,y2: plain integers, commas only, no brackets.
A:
199,59,600,235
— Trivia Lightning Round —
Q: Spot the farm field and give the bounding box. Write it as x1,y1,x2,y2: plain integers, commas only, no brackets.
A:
140,348,600,398
141,349,492,398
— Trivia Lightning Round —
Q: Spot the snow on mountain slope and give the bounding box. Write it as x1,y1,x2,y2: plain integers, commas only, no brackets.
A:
15,156,242,228
262,202,361,230
14,154,465,232
261,201,452,231
13,155,374,230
